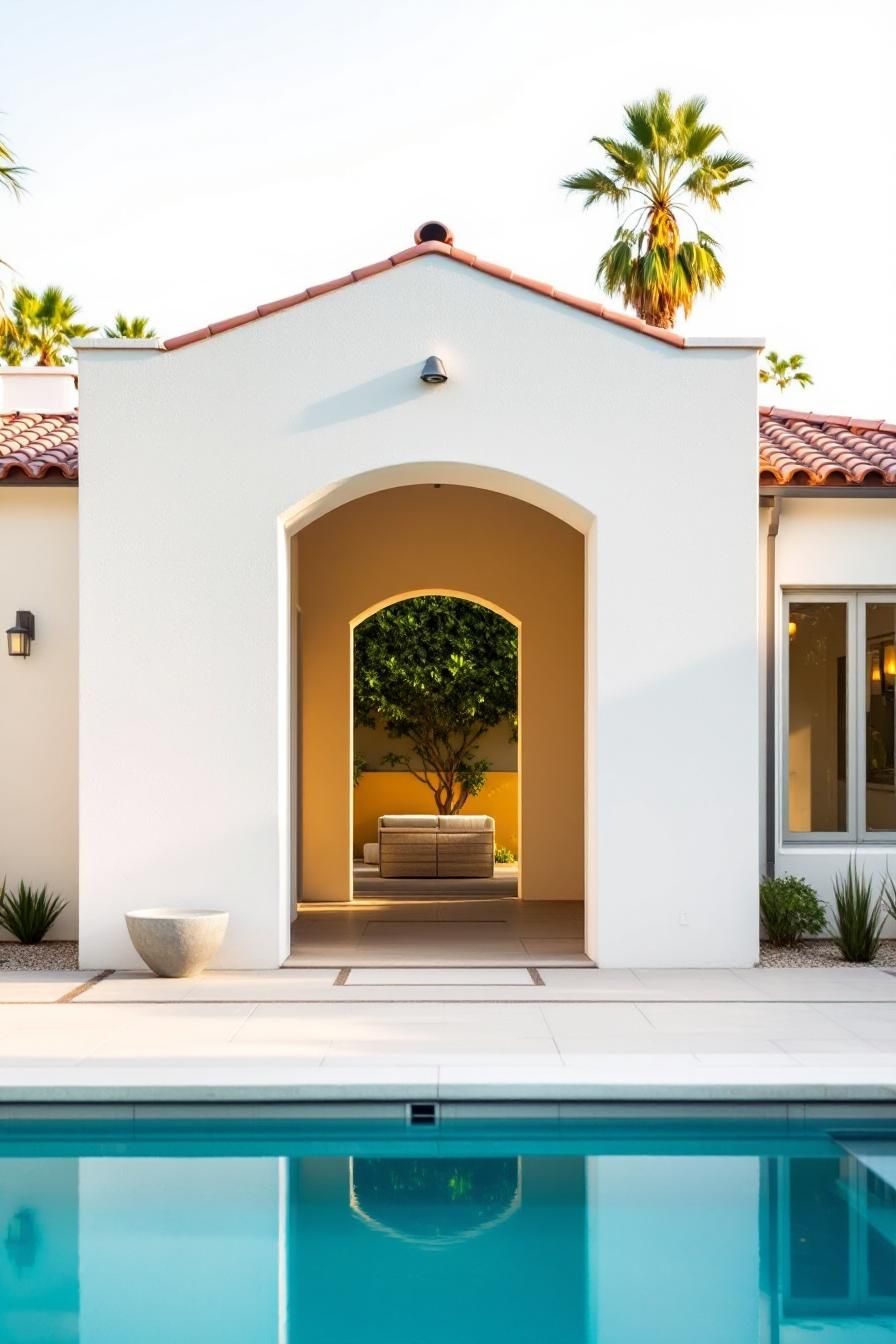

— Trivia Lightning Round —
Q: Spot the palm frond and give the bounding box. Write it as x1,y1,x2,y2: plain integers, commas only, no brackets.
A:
705,150,754,176
103,313,157,339
596,233,637,296
622,99,657,150
592,136,647,180
561,169,628,207
675,94,708,131
683,121,724,158
0,131,28,199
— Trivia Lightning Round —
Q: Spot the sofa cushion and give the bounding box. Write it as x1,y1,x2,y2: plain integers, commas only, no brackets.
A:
378,814,439,829
437,815,495,832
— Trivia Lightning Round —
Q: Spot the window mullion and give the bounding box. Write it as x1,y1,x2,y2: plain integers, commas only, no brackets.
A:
852,594,862,843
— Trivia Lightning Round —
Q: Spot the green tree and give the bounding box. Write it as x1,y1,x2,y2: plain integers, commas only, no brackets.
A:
759,350,813,394
562,89,751,328
103,313,157,339
0,285,96,366
354,596,517,815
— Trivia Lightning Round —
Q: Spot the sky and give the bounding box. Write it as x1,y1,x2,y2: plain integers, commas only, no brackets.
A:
1,0,893,415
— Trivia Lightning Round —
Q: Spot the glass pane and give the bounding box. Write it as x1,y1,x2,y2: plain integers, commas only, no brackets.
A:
788,602,848,832
865,602,896,832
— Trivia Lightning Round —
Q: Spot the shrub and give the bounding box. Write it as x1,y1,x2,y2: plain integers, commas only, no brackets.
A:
495,847,516,865
829,859,886,963
880,868,896,926
0,880,67,944
759,874,826,946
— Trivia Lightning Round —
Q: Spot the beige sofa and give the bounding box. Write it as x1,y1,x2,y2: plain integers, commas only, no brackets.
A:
377,814,495,879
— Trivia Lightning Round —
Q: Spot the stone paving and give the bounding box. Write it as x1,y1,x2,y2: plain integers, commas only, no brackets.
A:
0,965,894,1102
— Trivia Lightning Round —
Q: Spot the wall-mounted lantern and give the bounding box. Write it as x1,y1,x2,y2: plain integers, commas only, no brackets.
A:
420,356,448,385
6,611,35,658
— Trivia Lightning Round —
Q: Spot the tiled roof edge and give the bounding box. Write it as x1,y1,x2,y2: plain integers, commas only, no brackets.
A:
761,405,896,434
154,241,765,353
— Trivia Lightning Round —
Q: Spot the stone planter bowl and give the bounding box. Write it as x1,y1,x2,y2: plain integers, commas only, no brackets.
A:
125,908,229,978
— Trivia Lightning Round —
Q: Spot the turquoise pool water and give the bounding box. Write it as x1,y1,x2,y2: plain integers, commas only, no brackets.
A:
0,1110,894,1342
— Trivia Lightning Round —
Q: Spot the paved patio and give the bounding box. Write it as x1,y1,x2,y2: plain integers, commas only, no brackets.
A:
0,965,895,1102
287,898,588,966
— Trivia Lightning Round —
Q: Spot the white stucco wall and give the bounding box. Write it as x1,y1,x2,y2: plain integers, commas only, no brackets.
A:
0,487,79,939
774,495,896,919
76,253,759,968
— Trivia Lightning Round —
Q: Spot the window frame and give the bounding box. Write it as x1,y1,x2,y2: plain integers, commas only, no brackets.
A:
782,589,896,846
857,592,896,844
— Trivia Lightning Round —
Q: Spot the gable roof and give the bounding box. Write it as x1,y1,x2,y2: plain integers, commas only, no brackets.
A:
155,234,762,354
3,406,895,487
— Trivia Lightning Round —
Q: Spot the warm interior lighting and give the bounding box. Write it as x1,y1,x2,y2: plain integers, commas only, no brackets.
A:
884,644,896,679
871,648,883,692
5,610,35,658
788,620,797,639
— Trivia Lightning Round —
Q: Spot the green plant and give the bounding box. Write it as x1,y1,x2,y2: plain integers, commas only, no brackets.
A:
562,89,751,328
102,313,157,339
760,351,813,393
0,285,96,366
759,874,826,946
0,880,67,943
879,868,896,926
495,847,516,864
829,859,886,963
352,753,366,788
354,596,517,815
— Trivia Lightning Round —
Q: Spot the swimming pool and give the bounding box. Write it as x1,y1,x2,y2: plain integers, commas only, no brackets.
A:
1,1104,894,1342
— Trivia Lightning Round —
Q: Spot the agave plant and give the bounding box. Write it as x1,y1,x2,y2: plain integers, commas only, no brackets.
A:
828,860,886,963
0,880,67,944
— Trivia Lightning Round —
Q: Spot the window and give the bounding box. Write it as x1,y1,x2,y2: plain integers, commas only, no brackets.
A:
785,593,896,842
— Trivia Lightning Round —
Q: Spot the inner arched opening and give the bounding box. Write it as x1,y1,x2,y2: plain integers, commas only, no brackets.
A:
352,593,520,900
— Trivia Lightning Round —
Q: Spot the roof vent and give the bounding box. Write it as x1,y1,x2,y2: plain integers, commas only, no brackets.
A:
415,220,454,246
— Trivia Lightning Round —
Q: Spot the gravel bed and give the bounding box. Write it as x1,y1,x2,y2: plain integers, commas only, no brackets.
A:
760,939,896,969
0,941,80,971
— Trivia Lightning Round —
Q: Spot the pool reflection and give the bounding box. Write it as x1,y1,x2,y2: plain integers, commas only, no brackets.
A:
0,1142,893,1342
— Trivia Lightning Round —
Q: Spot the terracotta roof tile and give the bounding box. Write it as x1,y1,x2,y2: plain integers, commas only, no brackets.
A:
159,235,761,354
0,412,79,481
4,406,895,490
759,407,896,486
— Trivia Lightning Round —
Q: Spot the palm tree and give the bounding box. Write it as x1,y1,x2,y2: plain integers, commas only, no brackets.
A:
0,285,96,366
103,313,157,339
562,89,751,328
759,351,813,394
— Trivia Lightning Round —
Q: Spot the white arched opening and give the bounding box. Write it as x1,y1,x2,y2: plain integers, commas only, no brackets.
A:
278,462,596,965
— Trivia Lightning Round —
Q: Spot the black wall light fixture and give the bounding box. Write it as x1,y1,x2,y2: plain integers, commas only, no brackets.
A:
6,611,35,658
420,356,448,385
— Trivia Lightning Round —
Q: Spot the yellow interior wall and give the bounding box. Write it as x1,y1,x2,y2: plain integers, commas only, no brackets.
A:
353,772,519,857
296,483,584,902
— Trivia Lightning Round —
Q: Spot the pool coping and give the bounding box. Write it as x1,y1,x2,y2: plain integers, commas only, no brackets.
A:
0,1074,895,1103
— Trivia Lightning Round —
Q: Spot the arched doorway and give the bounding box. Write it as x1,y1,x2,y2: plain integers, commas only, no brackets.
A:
281,469,594,966
352,592,521,899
